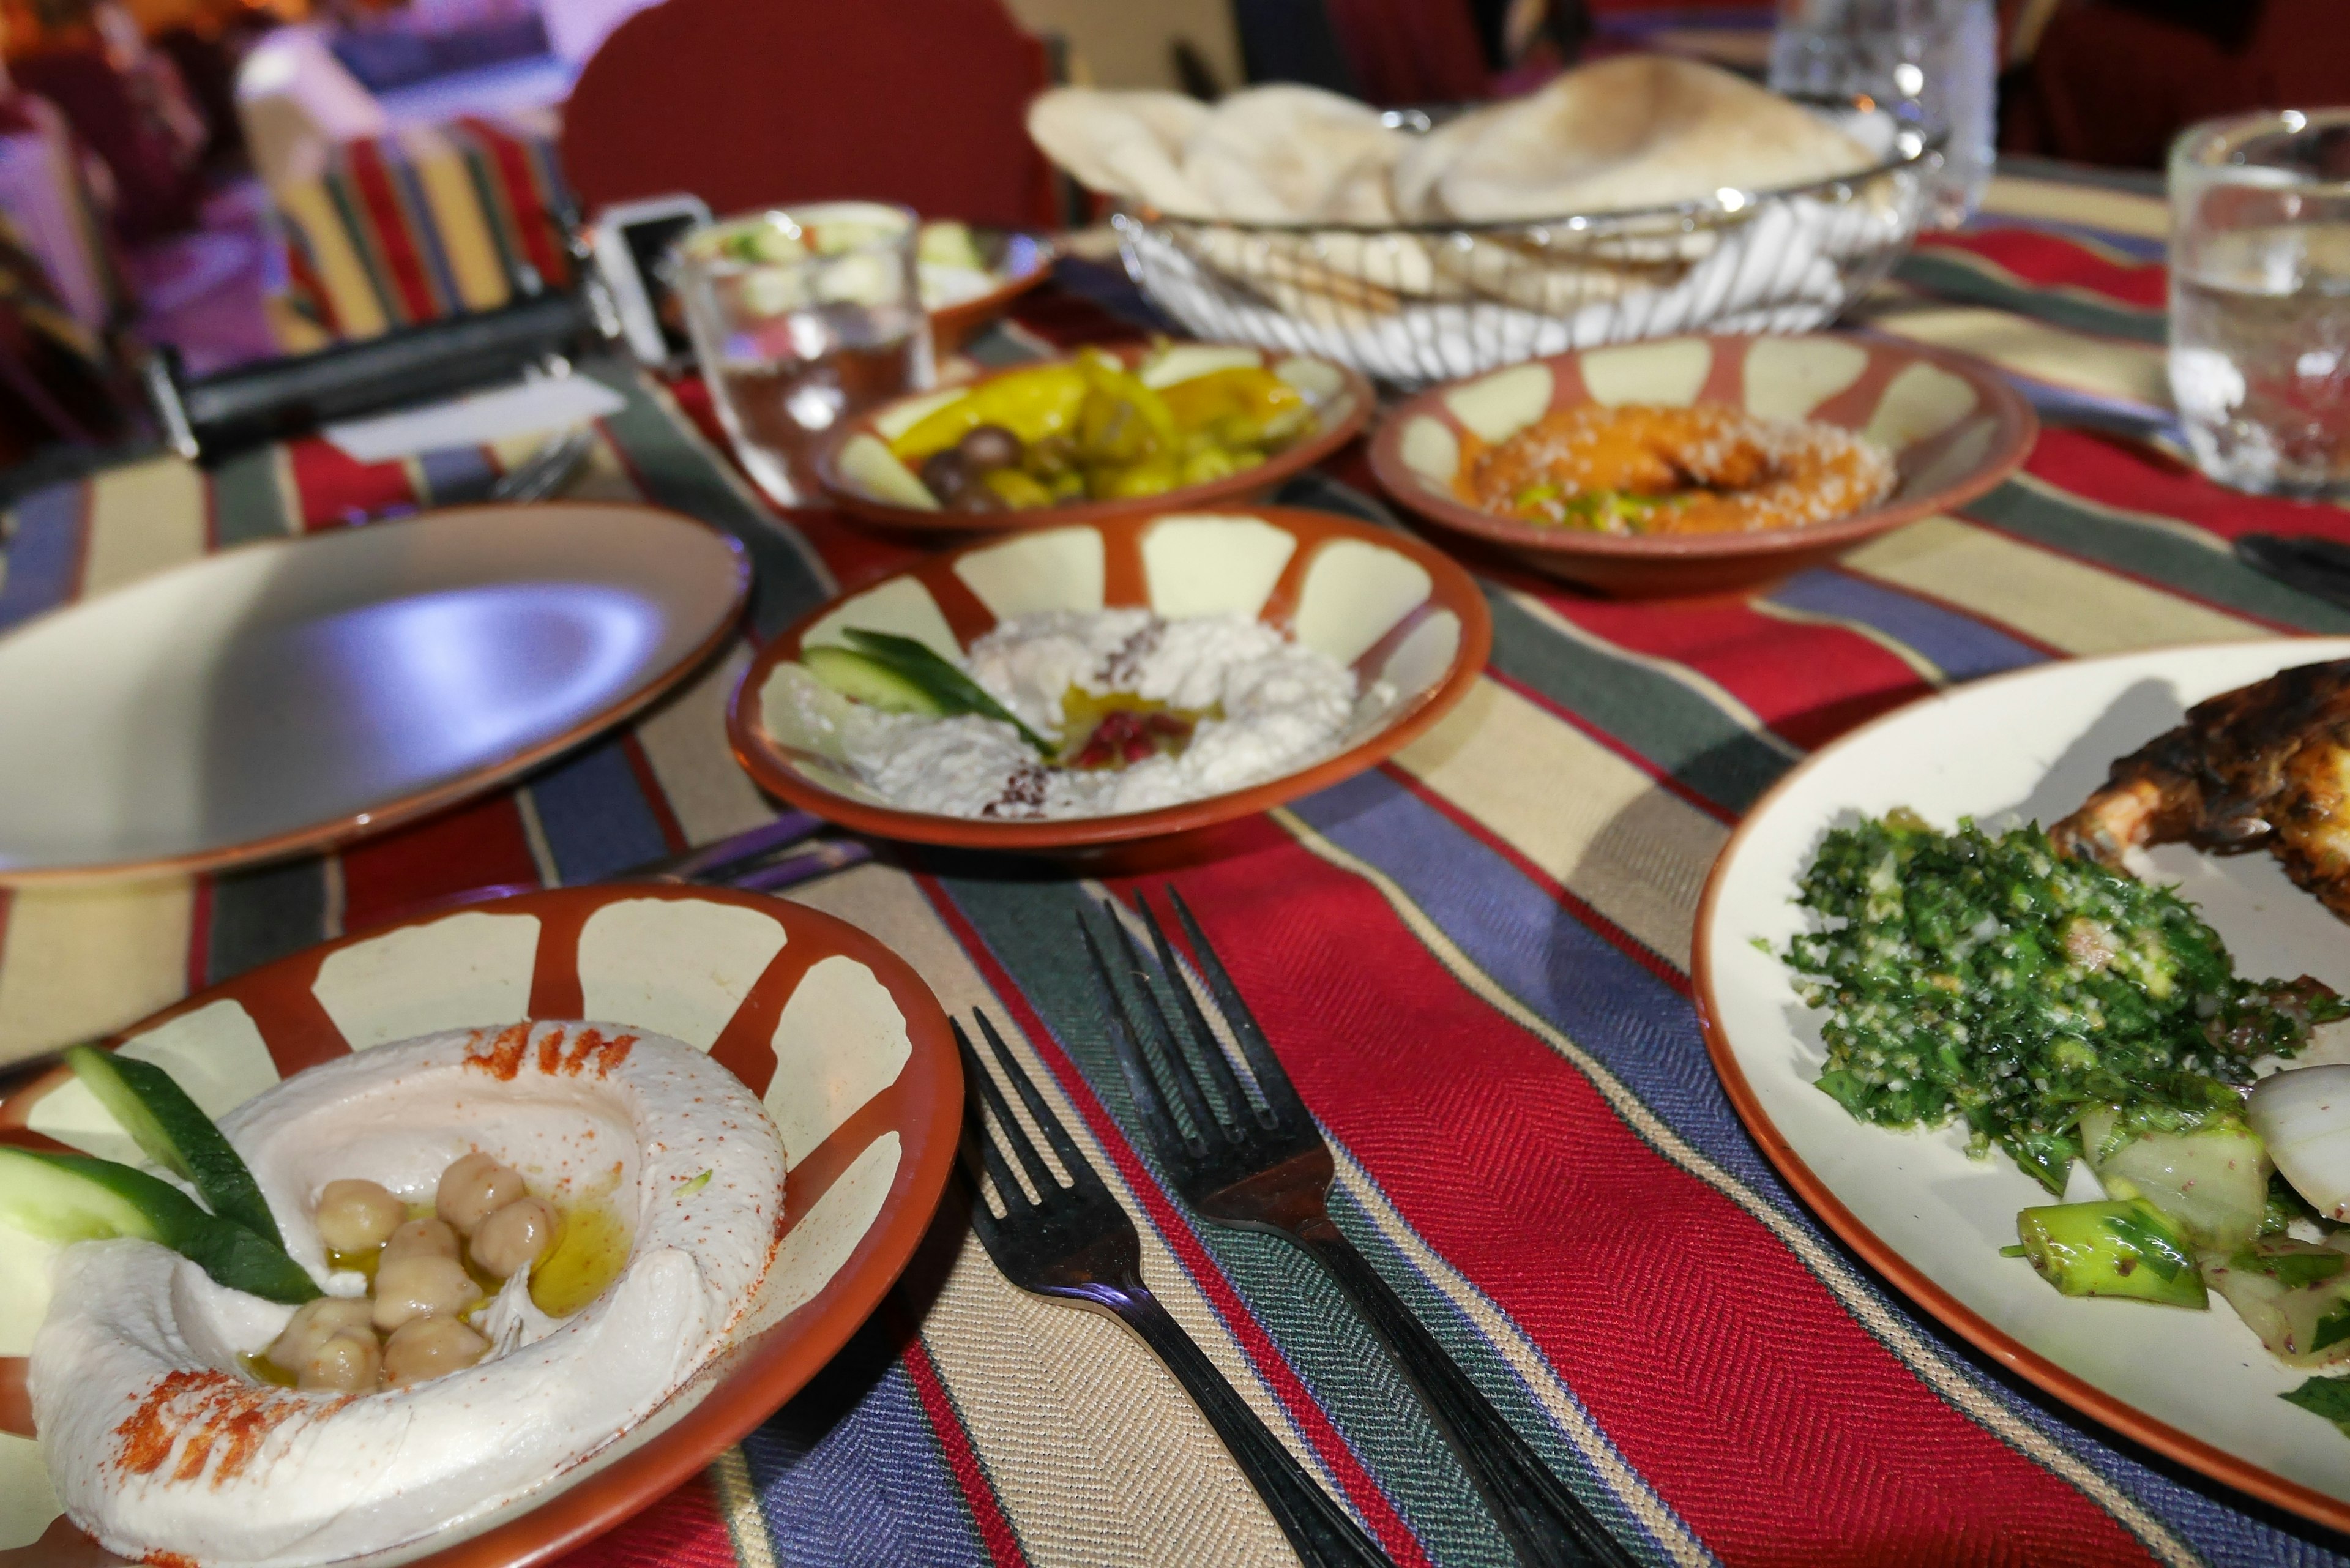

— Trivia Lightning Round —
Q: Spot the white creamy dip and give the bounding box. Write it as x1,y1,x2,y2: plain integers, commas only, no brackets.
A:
782,609,1370,819
29,1022,785,1568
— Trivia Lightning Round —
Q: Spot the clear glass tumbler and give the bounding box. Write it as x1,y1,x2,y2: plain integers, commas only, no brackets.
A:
1767,0,1996,228
671,201,934,507
2169,110,2350,498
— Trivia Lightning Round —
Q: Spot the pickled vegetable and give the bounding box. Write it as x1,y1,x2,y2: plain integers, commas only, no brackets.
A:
2015,1198,2207,1307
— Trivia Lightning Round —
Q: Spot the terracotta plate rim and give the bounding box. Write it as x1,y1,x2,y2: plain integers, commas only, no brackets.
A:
0,880,964,1568
723,504,1493,852
1364,331,2039,563
1690,640,2350,1538
0,502,752,889
810,344,1377,536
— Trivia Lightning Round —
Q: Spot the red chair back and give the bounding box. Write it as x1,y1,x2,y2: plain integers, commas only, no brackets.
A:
559,0,1059,227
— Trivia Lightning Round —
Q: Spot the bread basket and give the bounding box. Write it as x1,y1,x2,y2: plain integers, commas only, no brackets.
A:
1115,106,1941,389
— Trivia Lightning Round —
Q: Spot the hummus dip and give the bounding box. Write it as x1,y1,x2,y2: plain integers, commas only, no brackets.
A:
29,1021,785,1567
774,608,1372,819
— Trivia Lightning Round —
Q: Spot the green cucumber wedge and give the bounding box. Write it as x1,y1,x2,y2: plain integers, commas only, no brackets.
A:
65,1045,282,1247
0,1145,319,1303
837,629,1051,752
801,644,948,716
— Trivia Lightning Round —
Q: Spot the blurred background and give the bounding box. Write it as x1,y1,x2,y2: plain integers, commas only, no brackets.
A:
0,0,2333,476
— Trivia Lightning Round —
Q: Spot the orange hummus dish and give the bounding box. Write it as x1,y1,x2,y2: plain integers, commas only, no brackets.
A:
1459,403,1898,536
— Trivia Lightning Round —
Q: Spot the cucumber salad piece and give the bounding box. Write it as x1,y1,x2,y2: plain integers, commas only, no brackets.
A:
1781,811,2350,1435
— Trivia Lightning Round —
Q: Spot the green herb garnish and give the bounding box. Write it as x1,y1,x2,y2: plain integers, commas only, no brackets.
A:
2228,1245,2347,1290
1782,810,2346,1193
839,629,1051,752
2284,1375,2350,1436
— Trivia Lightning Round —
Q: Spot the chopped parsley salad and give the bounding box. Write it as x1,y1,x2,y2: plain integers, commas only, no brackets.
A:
1780,809,2350,1434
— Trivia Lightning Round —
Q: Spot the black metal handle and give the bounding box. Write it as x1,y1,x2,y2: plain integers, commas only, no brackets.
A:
1083,1280,1398,1568
1295,1217,1638,1568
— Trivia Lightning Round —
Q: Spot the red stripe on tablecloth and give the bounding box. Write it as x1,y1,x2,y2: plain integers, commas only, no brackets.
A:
286,438,416,530
1917,229,2167,310
1531,591,1931,752
338,796,542,935
340,137,442,324
1158,819,2160,1568
2023,427,2350,544
549,1467,741,1568
185,877,213,995
917,874,1434,1567
1481,668,1739,826
1375,761,1693,994
901,1332,1032,1568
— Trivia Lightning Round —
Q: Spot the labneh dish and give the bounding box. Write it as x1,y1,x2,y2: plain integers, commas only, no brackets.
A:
765,609,1373,820
3,1020,786,1567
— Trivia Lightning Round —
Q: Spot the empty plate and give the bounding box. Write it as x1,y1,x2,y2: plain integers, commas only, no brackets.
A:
0,503,747,881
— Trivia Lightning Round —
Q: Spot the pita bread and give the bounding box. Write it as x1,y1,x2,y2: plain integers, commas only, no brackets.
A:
1420,55,1877,222
1180,85,1402,223
1025,88,1215,217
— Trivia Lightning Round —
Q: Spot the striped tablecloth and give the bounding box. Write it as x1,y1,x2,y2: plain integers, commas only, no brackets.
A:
8,157,2350,1567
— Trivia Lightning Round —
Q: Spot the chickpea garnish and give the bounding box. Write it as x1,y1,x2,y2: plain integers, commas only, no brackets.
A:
267,1297,375,1373
381,1215,460,1267
471,1195,559,1279
382,1315,490,1387
371,1253,479,1333
313,1178,405,1253
436,1152,526,1234
297,1329,381,1393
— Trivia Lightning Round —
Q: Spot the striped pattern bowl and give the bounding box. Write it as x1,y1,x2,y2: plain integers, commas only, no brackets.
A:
1367,333,2037,599
813,346,1374,534
0,884,960,1566
726,507,1491,855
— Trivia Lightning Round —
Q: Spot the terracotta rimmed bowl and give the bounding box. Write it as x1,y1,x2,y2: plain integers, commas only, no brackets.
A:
813,343,1375,534
725,506,1491,856
0,502,749,886
1694,637,2350,1536
1367,332,2037,598
0,883,960,1567
928,230,1055,356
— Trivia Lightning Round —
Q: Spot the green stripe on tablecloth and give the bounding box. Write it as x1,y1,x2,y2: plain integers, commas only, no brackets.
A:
1891,252,2166,345
1484,591,1791,816
581,358,834,637
1961,477,2350,635
210,447,293,547
936,872,1526,1568
1995,155,2165,197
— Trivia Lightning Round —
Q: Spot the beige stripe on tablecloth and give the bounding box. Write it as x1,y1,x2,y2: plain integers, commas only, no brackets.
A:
80,457,207,596
0,879,192,1066
788,864,1307,1568
634,644,781,847
1980,174,2168,241
1852,294,2169,406
1390,679,1725,973
1842,516,2268,654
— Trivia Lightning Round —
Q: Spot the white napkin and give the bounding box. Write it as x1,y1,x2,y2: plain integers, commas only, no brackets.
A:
323,374,627,463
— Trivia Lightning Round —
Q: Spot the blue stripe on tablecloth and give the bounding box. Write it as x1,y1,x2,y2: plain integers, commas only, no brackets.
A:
204,858,332,985
1284,766,2347,1568
524,737,670,883
740,1331,991,1568
0,480,84,631
416,446,496,506
1764,569,2050,683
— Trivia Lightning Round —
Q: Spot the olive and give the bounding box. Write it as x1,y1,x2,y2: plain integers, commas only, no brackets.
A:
956,424,1023,472
919,449,972,503
949,477,1007,513
1023,433,1078,479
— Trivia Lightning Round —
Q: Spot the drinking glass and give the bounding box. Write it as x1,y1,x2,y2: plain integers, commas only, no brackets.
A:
1768,0,1995,228
2169,109,2350,498
672,201,934,507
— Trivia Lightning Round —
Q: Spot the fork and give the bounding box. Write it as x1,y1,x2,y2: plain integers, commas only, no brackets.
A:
1081,891,1641,1568
952,1010,1397,1568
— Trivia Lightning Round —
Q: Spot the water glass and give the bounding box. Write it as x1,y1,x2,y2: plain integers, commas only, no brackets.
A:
672,201,934,507
2169,110,2350,498
1767,0,1996,228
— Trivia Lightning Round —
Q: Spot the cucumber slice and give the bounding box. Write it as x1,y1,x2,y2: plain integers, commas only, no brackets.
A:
838,629,1051,752
801,644,948,716
0,1146,319,1303
65,1045,282,1248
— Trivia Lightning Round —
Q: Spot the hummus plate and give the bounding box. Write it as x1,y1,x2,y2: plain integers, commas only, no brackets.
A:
0,883,961,1566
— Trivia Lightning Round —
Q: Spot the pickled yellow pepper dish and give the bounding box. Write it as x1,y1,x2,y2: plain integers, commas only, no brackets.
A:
872,345,1324,513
